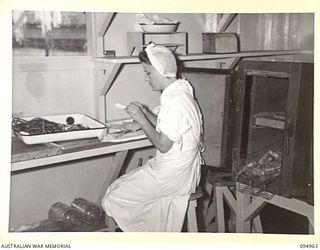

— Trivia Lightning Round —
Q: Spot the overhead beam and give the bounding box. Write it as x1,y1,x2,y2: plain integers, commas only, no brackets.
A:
98,12,117,36
217,14,238,32
96,13,117,57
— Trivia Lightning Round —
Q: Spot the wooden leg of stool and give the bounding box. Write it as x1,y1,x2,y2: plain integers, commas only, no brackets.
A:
203,182,213,215
309,219,314,234
308,213,314,234
236,190,251,233
106,215,116,232
187,200,198,232
252,215,263,233
204,183,216,230
228,210,236,233
215,186,226,232
204,203,216,228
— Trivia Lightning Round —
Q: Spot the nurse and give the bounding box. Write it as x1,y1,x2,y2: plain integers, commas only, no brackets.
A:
102,42,204,232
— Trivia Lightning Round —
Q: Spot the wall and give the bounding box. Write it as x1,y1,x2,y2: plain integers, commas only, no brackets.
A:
239,13,314,51
12,57,96,118
239,13,314,62
101,64,161,121
10,156,109,228
182,71,228,166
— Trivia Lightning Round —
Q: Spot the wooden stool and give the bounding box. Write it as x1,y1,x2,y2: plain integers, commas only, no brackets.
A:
204,170,236,232
203,167,263,233
186,186,203,232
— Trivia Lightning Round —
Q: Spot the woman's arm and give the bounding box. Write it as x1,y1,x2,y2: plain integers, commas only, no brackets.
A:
131,102,157,127
126,102,173,153
144,109,157,127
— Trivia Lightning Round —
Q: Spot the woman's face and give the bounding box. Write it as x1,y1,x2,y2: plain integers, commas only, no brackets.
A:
141,62,164,91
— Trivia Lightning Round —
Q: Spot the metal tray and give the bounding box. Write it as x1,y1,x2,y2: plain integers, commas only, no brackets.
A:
15,114,106,145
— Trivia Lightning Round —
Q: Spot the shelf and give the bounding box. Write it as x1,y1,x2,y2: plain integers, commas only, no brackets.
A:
11,138,152,172
254,118,285,130
254,112,286,130
93,50,310,65
253,112,286,130
142,42,184,48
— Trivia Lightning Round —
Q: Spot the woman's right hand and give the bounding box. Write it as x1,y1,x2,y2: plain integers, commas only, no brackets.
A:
130,102,149,115
126,102,147,124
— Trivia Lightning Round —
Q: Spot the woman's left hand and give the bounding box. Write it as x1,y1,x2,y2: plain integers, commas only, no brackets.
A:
126,102,147,124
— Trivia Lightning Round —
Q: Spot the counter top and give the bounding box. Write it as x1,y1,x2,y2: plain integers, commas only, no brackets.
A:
11,136,152,172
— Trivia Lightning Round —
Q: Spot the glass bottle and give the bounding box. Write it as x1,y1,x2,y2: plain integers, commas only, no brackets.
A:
71,198,103,226
48,202,83,228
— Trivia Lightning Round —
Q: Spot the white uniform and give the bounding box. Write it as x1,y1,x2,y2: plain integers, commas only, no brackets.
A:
102,79,203,232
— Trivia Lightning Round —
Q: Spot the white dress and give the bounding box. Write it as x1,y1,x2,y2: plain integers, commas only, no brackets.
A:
101,79,203,232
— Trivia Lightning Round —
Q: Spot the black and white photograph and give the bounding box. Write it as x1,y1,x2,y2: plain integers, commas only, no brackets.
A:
0,0,318,249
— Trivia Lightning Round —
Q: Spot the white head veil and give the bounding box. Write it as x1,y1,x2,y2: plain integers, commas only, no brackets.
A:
145,42,177,78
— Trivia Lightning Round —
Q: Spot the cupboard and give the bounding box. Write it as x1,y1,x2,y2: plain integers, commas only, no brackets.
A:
228,61,313,204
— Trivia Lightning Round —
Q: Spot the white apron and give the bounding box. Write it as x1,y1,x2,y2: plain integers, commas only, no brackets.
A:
101,79,203,232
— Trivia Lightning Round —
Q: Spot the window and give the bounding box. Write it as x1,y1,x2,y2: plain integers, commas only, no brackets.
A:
12,11,87,57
